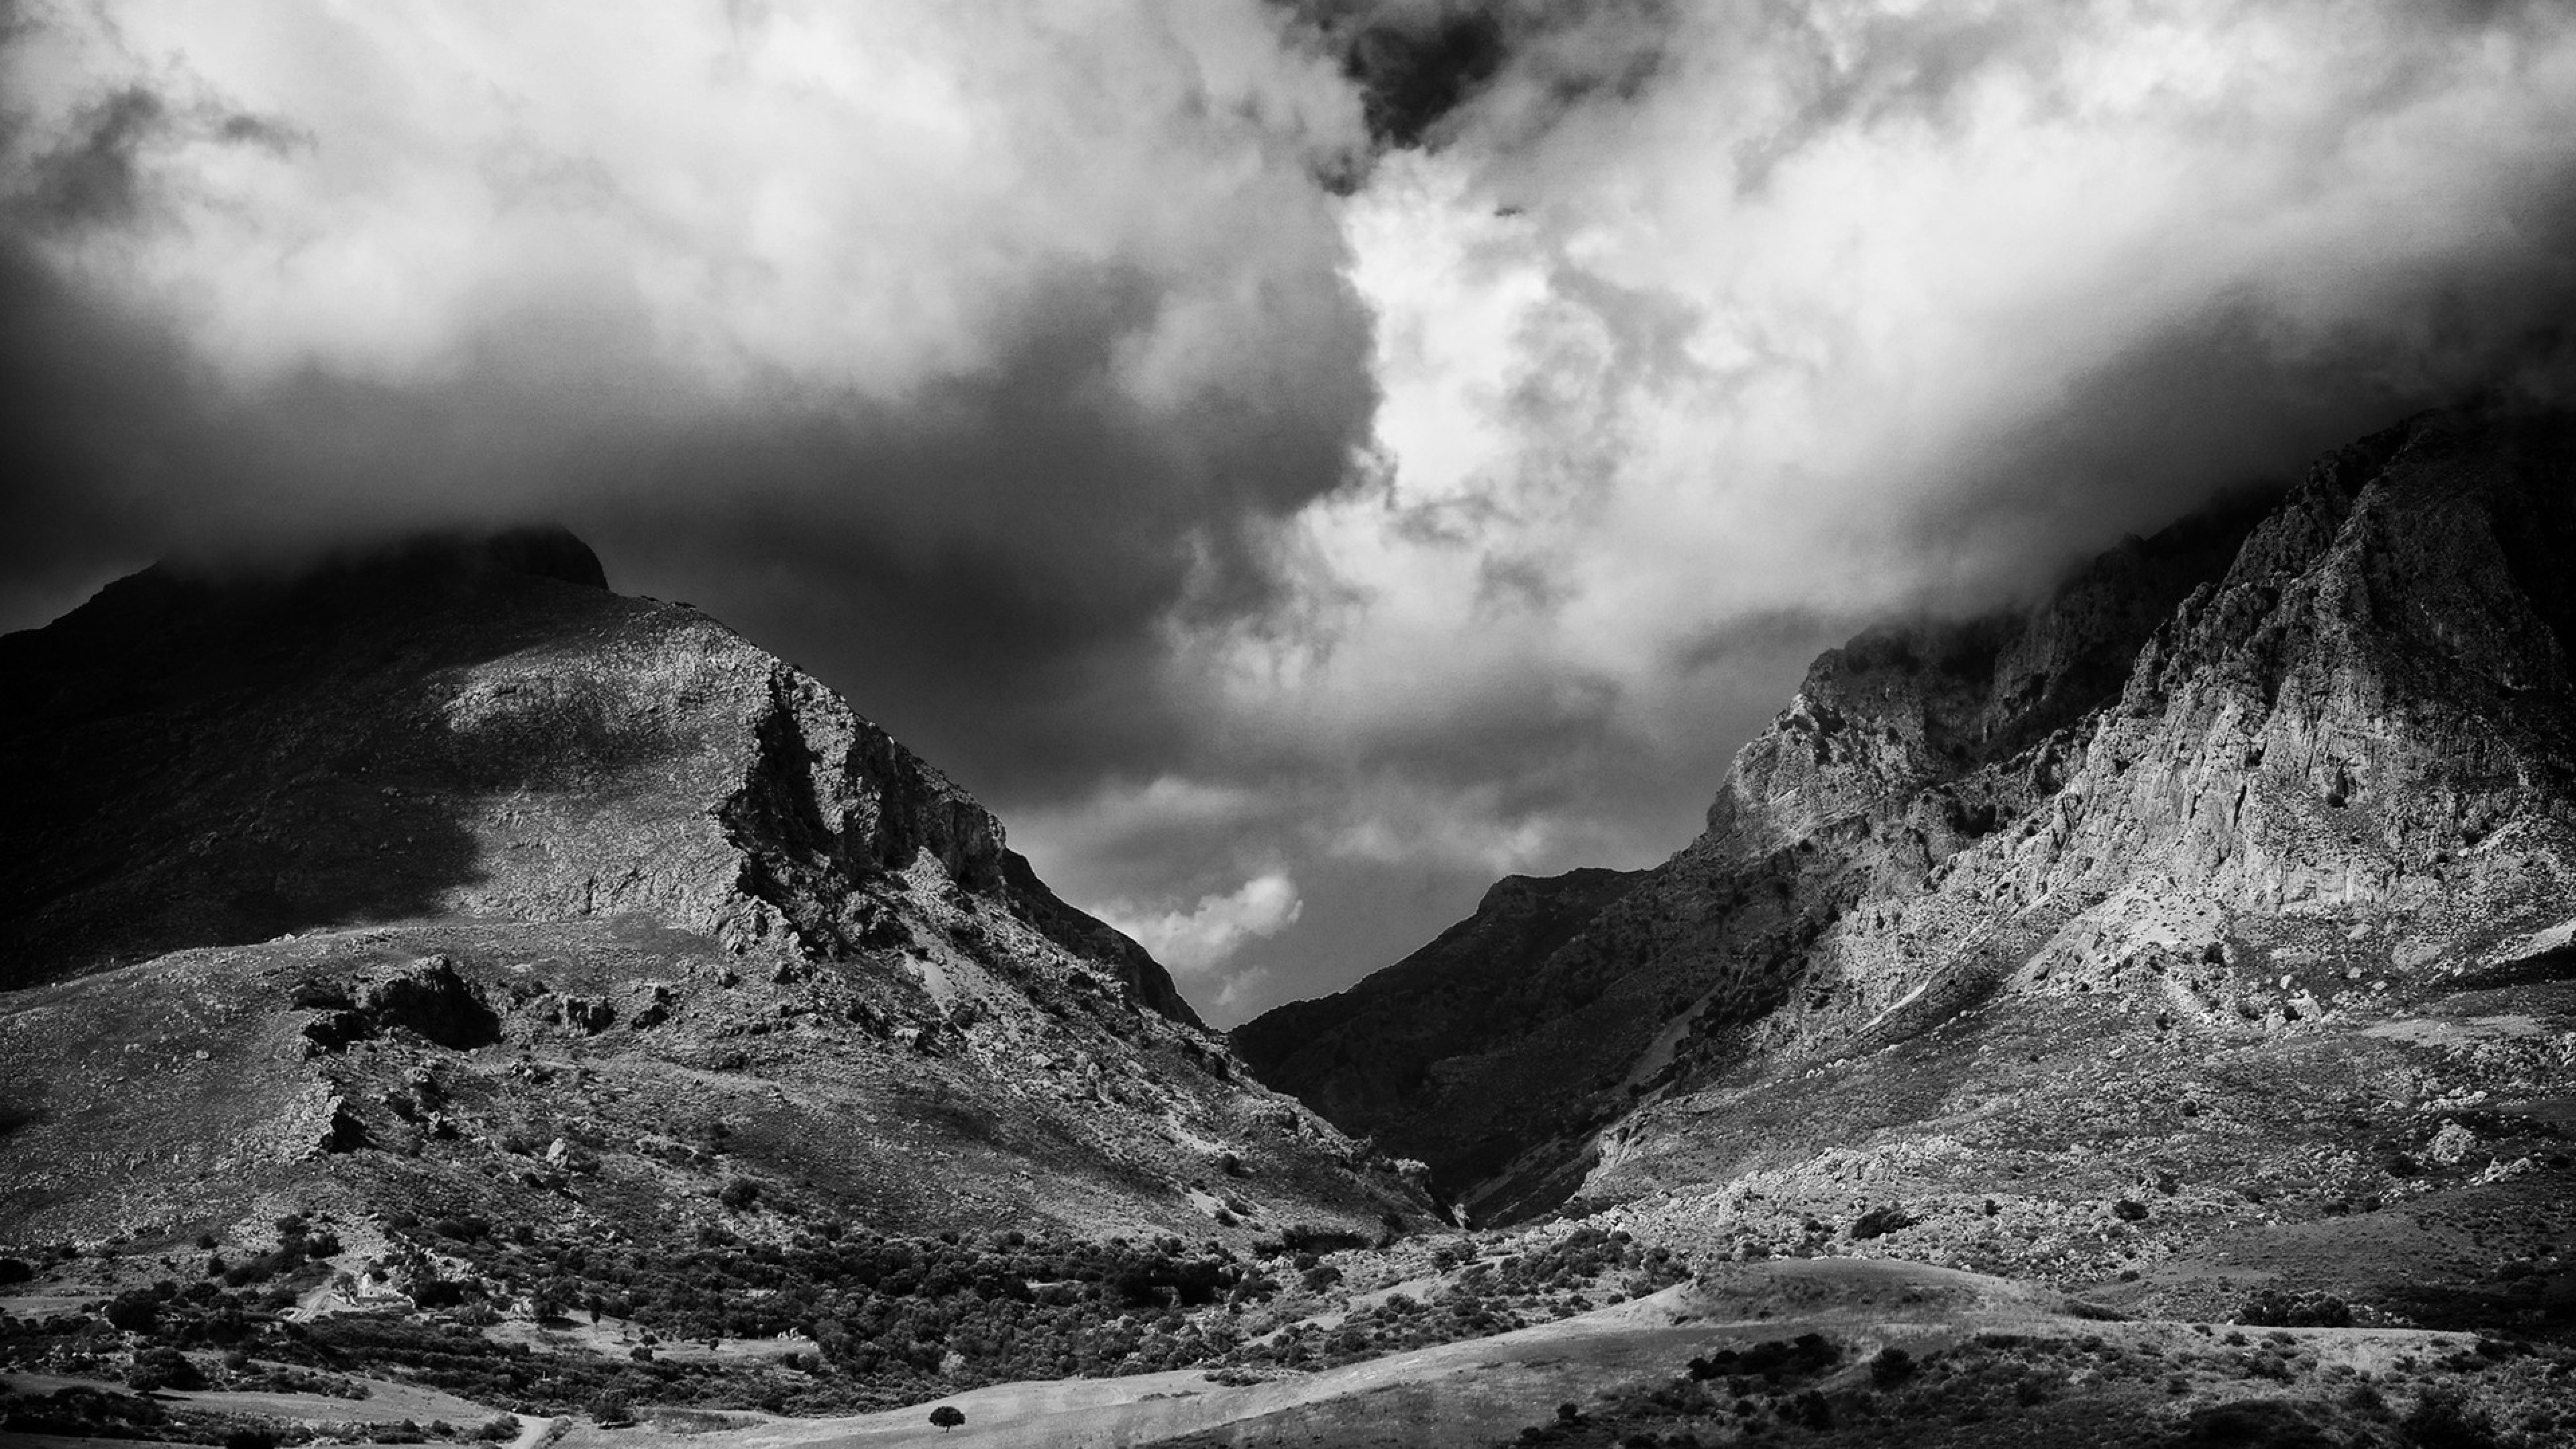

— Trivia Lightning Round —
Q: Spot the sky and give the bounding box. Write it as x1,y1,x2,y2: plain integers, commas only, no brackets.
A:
6,1,2576,1024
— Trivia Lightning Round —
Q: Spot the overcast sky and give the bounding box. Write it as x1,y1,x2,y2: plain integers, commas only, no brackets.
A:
7,1,2576,1024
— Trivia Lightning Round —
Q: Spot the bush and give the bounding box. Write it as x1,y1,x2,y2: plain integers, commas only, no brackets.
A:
2400,1389,2500,1449
588,1390,631,1426
105,1289,162,1334
1870,1346,1915,1387
1849,1206,1916,1240
127,1346,207,1392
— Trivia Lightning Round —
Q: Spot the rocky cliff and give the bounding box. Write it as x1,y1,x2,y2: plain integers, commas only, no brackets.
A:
1238,404,2576,1227
0,529,1431,1244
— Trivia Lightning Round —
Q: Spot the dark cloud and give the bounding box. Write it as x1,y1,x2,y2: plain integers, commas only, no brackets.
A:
0,237,1370,796
0,1,1377,810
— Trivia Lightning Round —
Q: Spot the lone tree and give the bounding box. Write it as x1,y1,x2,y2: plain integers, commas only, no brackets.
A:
928,1404,965,1432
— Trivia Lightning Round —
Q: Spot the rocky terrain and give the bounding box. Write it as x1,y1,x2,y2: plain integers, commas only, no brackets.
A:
0,529,1428,1246
1216,403,2576,1442
7,408,2575,1446
0,529,1444,1428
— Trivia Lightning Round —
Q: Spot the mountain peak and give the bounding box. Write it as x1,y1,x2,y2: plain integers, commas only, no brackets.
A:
0,525,1189,1024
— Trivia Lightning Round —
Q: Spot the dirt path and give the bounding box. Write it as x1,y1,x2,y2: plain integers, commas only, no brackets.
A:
549,1275,1869,1449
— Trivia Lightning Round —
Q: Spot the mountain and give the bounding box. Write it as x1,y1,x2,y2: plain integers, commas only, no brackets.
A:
1228,866,1646,1164
0,528,1434,1249
1233,474,2284,1218
1235,399,2576,1320
7,413,2574,1446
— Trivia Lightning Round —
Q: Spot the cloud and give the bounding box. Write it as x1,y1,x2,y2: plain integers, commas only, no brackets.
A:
1096,872,1305,976
1181,0,2576,800
1143,0,2576,1017
7,1,2576,1025
0,0,1377,786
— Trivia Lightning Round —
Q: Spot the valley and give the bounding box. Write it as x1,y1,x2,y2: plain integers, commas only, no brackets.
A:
6,407,2576,1445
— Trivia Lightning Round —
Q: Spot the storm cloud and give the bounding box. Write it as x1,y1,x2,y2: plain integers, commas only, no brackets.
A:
6,1,2575,1022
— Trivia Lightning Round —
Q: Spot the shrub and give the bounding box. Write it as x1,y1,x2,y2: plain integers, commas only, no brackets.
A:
127,1346,206,1391
1849,1206,1916,1240
587,1390,631,1426
2400,1389,2500,1449
1870,1346,1915,1387
105,1289,162,1334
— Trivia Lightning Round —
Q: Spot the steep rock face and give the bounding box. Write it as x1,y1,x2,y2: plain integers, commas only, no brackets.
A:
0,529,1429,1242
1242,405,2576,1224
1777,409,2576,1053
1702,493,2271,861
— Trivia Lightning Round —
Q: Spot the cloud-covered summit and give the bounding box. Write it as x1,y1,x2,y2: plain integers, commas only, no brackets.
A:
6,0,2575,1022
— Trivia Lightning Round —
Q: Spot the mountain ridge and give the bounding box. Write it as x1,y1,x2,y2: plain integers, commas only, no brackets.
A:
1236,402,2576,1226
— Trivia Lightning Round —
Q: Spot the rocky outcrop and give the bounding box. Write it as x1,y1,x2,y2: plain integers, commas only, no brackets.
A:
1242,404,2576,1224
1703,491,2271,861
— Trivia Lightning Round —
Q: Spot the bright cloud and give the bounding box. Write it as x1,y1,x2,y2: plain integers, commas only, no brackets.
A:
1098,872,1305,975
1192,0,2576,774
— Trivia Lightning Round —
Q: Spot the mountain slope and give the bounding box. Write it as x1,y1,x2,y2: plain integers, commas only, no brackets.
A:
1228,866,1645,1156
1239,404,2576,1227
0,529,1431,1246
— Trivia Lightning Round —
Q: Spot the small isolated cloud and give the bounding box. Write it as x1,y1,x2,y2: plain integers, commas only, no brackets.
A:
1210,965,1277,1018
1099,871,1304,975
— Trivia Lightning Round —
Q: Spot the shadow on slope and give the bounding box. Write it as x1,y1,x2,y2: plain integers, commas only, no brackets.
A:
0,528,669,987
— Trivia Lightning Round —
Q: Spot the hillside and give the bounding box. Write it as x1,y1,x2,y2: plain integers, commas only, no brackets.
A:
0,528,1434,1251
1230,866,1645,1155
